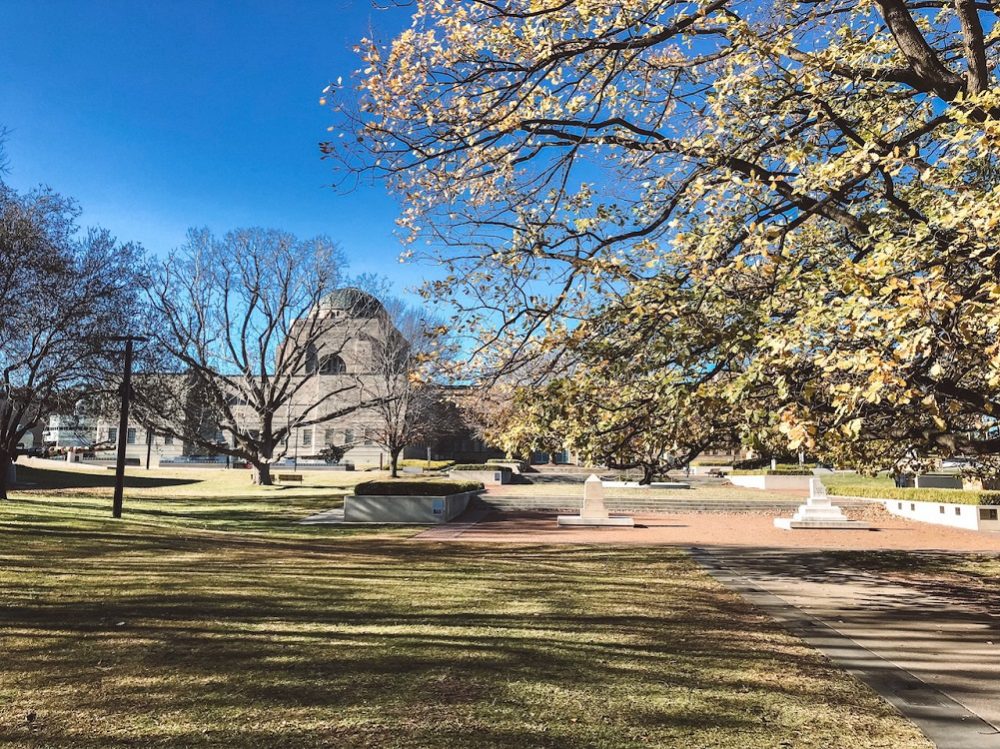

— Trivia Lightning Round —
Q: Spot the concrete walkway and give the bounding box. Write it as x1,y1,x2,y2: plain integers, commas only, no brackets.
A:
694,547,1000,749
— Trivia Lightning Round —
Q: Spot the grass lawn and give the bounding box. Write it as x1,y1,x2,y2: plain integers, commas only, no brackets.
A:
0,484,931,749
7,463,381,537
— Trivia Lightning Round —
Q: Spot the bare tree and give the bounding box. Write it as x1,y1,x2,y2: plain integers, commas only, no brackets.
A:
140,228,378,485
0,181,146,498
357,300,453,478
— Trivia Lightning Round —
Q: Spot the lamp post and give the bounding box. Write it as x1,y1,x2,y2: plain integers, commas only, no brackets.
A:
108,335,147,519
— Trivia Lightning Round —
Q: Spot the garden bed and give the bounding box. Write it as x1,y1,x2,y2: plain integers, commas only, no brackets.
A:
346,479,485,524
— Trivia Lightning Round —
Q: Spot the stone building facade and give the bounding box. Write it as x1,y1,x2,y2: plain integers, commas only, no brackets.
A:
46,289,408,468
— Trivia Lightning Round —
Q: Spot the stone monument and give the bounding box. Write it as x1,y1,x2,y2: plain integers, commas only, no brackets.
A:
774,478,871,530
557,474,635,527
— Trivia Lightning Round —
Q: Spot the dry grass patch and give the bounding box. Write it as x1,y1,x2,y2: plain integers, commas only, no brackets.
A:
0,499,930,748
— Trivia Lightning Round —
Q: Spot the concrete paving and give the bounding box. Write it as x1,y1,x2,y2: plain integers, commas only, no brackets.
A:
694,547,1000,749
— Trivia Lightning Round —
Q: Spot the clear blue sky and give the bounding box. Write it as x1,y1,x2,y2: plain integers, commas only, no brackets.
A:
0,0,422,299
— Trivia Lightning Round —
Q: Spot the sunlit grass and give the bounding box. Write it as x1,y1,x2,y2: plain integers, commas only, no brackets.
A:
0,489,930,748
7,463,378,537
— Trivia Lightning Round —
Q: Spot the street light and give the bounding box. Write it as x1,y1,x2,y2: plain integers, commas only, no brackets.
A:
108,335,147,519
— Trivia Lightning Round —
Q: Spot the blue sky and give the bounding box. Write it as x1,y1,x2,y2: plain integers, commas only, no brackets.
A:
0,0,422,299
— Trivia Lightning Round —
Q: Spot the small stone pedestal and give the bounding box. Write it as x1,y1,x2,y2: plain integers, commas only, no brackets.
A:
774,479,871,530
558,474,635,527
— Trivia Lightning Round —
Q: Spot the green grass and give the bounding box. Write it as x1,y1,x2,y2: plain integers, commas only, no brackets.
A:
823,472,1000,505
0,466,930,748
0,506,928,748
7,463,381,537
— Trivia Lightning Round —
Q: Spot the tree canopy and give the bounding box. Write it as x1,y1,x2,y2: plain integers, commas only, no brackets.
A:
0,180,146,497
334,0,1000,468
140,228,374,485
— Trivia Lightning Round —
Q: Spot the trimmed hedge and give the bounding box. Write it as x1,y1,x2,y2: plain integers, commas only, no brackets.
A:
398,459,456,471
487,458,528,470
353,479,484,496
828,484,1000,506
451,464,512,472
731,468,814,476
733,459,818,470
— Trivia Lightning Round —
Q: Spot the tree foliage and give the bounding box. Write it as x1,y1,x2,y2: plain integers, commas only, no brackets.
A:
0,181,145,497
335,0,1000,468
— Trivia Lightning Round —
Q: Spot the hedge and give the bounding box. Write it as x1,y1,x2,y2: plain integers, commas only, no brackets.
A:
398,459,456,471
451,464,512,472
731,468,814,476
733,459,818,470
353,479,484,496
487,458,528,470
828,484,1000,506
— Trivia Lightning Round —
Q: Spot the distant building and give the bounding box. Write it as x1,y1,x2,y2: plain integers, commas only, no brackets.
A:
44,289,414,468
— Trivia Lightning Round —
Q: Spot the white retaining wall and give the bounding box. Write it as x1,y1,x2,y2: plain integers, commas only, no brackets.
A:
344,491,476,523
450,469,510,486
883,498,1000,532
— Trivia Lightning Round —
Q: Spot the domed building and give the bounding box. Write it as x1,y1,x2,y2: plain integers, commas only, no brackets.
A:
49,288,412,470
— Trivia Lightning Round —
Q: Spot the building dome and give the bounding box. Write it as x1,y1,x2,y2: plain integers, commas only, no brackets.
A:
317,288,385,317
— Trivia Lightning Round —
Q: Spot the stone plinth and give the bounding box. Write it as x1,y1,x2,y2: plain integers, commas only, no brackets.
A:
774,479,871,530
558,474,635,527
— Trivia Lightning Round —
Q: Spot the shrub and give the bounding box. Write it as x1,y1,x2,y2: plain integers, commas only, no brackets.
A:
353,479,483,496
733,458,817,471
487,458,528,470
732,458,770,470
731,468,813,476
827,484,1000,506
451,464,512,472
398,459,456,471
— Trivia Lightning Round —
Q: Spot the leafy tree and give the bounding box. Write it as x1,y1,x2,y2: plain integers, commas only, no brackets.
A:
336,1,1000,468
140,228,374,485
0,180,145,498
498,278,748,481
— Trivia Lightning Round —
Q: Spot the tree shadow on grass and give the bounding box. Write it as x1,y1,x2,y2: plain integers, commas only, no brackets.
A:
14,465,198,491
0,533,929,749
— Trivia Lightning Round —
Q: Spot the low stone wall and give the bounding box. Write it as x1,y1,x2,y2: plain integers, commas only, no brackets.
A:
728,474,813,491
450,469,510,486
344,491,477,524
882,498,1000,531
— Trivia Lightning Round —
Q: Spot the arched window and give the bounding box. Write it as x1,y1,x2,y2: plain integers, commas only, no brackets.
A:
319,354,347,375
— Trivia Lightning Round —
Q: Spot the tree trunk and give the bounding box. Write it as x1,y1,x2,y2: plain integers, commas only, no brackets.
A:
0,451,11,500
251,462,273,486
390,448,402,479
640,464,656,486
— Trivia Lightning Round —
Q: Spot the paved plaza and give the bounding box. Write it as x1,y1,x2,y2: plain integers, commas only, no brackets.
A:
415,510,1000,551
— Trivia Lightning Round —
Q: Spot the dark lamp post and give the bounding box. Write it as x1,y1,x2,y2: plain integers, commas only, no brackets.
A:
108,335,147,519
